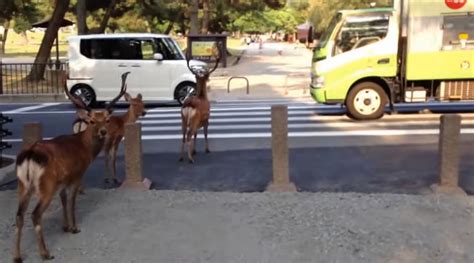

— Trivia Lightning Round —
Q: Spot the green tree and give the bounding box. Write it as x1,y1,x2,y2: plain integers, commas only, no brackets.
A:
28,0,70,81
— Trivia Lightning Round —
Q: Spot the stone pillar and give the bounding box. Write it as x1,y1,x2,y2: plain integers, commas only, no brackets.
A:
431,114,466,195
266,105,296,192
120,123,151,190
22,122,42,149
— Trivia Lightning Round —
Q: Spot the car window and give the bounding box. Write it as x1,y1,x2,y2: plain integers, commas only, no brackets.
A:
80,38,142,60
154,38,184,60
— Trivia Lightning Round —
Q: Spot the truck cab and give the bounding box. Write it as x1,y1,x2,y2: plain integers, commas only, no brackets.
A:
311,1,474,120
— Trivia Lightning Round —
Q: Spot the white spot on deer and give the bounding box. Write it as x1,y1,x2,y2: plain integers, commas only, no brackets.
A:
182,107,196,127
16,159,44,191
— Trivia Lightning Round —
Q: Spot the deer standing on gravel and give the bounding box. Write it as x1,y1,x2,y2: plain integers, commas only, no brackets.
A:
179,51,220,163
13,72,129,263
72,91,147,187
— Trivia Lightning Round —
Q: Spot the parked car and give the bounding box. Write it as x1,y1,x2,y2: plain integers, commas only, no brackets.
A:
66,33,205,106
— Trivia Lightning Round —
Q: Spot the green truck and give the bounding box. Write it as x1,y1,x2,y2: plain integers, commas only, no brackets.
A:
310,0,474,120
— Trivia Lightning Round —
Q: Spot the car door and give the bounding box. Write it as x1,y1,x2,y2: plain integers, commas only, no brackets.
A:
125,38,171,100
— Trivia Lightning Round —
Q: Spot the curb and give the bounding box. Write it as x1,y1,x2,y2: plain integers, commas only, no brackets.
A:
0,154,16,186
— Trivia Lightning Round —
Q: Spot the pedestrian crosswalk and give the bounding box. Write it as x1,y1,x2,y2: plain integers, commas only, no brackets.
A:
136,99,474,140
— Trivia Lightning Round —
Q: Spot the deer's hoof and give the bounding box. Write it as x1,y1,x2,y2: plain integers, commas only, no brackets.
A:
41,254,54,260
63,226,81,234
13,257,23,263
178,157,184,162
205,149,211,154
70,228,81,234
188,159,194,164
112,179,122,187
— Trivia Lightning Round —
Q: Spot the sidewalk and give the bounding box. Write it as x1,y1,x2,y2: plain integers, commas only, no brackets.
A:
209,42,312,102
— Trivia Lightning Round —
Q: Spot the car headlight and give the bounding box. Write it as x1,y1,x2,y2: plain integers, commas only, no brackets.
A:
311,75,325,88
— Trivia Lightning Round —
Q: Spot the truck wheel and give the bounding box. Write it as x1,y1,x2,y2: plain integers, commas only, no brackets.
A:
70,85,96,107
346,82,388,120
175,83,196,105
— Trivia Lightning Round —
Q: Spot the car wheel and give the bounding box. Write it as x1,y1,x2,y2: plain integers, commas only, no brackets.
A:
70,85,96,107
346,82,388,120
175,83,197,105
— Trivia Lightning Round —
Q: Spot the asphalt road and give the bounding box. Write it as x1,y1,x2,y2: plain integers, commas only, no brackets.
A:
1,100,474,195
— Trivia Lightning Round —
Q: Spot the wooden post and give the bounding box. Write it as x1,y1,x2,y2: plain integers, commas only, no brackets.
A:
22,122,42,150
120,123,151,190
266,105,296,192
431,114,466,195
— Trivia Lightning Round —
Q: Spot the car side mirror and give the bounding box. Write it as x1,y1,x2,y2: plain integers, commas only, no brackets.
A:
153,53,164,61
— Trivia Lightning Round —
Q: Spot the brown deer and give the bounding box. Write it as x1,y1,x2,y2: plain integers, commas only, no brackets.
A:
72,92,146,187
179,51,220,163
13,72,129,263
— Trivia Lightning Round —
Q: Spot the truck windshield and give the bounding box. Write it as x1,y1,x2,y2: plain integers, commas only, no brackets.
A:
316,13,342,49
334,14,389,55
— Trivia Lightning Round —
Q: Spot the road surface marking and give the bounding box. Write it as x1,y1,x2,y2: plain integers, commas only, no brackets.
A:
4,128,474,142
4,103,61,113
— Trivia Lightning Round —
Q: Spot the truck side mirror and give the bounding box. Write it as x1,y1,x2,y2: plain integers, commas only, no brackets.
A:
153,53,164,61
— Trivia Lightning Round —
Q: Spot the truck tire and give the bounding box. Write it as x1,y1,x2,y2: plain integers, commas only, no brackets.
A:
346,82,388,120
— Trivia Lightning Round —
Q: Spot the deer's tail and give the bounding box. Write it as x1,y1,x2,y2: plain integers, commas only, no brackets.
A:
16,149,48,191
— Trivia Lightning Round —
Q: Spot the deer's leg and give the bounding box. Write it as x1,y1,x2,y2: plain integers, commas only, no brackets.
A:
66,181,81,234
192,132,197,155
59,188,70,232
111,137,122,185
187,127,196,163
103,139,113,185
204,121,210,153
179,118,187,162
14,183,32,263
31,191,54,260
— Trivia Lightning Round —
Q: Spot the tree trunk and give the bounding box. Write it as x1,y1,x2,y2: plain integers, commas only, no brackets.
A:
27,0,70,81
189,0,199,35
164,21,174,34
76,0,88,35
0,21,10,55
97,0,117,33
201,0,210,34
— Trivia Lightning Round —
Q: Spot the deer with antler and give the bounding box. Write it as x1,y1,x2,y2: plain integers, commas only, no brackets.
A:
13,72,129,263
72,89,147,187
179,50,220,163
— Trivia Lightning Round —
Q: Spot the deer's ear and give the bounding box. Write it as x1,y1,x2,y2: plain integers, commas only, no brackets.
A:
137,93,142,100
76,109,91,121
124,92,132,102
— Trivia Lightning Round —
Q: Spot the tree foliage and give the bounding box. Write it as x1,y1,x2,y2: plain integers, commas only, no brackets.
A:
308,0,392,33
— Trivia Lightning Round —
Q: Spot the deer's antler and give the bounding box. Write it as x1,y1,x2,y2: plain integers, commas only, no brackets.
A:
105,71,130,113
62,71,91,111
186,51,199,75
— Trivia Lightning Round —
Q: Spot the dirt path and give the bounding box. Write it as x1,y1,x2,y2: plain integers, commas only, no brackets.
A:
1,190,473,263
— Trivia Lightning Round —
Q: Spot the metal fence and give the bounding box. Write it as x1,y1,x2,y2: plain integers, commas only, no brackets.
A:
0,62,68,95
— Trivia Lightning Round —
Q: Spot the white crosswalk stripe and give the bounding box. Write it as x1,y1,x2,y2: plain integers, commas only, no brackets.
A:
135,100,474,140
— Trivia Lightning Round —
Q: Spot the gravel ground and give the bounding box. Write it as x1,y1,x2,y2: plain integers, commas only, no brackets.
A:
0,190,473,263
